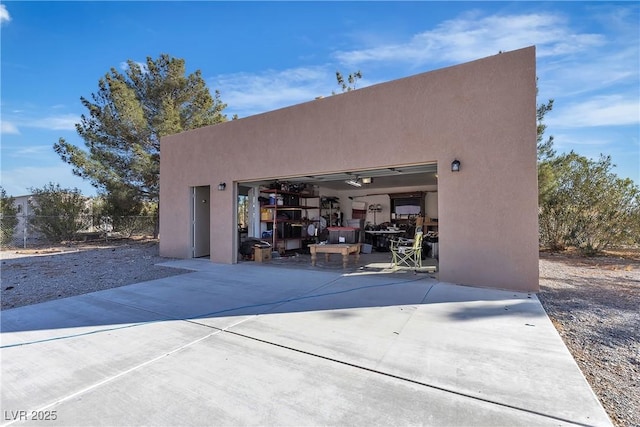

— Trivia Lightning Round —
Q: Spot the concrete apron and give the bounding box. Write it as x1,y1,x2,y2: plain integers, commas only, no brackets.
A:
1,261,611,426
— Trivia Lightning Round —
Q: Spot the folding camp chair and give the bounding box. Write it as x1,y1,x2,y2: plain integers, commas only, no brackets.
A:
391,231,423,270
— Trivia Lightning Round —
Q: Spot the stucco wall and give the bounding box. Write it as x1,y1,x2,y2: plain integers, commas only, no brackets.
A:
160,46,538,291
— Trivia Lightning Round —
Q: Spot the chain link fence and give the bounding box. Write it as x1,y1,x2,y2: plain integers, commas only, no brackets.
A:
0,215,156,248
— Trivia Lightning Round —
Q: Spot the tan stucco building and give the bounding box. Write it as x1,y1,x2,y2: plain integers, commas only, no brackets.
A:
160,46,539,292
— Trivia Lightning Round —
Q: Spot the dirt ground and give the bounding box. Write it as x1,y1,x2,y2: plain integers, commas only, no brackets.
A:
538,248,640,427
0,238,189,310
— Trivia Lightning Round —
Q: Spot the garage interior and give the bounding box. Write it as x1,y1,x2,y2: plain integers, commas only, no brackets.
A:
236,163,439,270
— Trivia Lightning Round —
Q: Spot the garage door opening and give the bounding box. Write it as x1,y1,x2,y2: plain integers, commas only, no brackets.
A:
234,163,439,271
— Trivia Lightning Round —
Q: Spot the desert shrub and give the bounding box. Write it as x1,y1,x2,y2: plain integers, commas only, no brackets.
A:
28,183,90,242
93,191,157,237
0,187,19,246
539,153,640,255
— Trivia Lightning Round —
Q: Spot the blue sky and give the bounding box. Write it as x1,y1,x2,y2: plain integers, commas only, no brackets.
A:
1,1,638,197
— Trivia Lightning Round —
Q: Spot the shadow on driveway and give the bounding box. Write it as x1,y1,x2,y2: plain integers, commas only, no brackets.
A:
1,262,533,341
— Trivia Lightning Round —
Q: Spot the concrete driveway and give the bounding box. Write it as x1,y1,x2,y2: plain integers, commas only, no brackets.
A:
1,260,611,426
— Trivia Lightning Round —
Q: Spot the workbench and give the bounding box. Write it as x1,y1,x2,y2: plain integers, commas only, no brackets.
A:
307,243,361,268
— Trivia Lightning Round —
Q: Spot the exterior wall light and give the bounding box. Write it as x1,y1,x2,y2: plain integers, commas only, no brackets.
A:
218,182,226,191
451,159,461,172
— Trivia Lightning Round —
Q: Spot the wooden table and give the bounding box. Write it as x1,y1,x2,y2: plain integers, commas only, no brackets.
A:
308,243,361,268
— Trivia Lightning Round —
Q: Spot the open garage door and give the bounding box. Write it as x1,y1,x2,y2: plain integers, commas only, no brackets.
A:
235,162,439,260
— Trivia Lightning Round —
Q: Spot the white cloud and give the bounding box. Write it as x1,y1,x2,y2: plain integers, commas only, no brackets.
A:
3,144,53,157
553,133,613,147
537,21,639,100
547,95,640,128
335,12,604,67
210,9,634,124
212,66,342,118
2,105,80,131
0,4,10,26
28,114,79,131
1,121,20,135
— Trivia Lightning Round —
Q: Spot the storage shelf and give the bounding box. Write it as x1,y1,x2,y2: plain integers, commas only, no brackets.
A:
259,188,320,253
261,189,318,198
320,196,341,227
261,205,318,210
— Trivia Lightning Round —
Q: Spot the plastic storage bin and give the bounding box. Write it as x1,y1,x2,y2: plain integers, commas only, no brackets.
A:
327,227,358,244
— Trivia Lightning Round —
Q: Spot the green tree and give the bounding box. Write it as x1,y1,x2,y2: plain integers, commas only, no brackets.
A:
0,187,19,246
539,153,640,253
536,85,556,205
54,54,227,235
535,86,563,249
535,86,640,253
333,70,362,94
537,99,555,162
28,183,90,243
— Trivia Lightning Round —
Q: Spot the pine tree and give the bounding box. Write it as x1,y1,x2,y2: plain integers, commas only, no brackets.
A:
54,54,227,234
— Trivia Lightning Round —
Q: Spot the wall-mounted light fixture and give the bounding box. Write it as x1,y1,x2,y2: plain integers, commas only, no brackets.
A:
218,182,227,191
451,159,461,172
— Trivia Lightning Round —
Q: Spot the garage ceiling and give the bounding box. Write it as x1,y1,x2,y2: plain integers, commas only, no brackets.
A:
242,163,438,192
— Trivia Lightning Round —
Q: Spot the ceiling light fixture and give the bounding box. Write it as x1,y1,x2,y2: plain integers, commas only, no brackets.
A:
345,178,362,187
361,177,372,184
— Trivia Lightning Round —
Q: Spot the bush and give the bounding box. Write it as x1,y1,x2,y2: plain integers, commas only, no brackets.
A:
28,183,90,243
93,191,157,237
539,153,640,255
0,187,19,246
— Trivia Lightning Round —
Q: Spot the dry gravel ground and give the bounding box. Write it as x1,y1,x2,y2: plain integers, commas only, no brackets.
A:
0,239,190,310
538,249,640,427
1,240,638,426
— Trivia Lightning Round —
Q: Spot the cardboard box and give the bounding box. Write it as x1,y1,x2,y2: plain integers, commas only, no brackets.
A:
260,209,273,221
254,246,272,262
